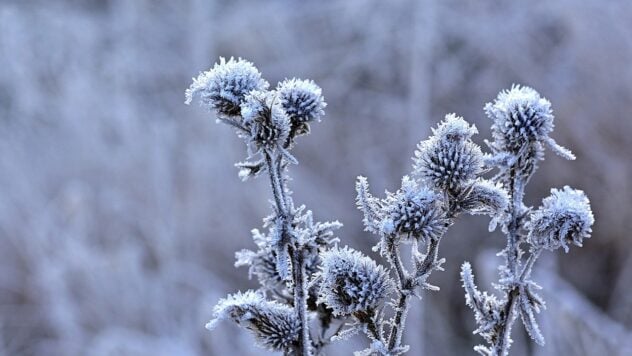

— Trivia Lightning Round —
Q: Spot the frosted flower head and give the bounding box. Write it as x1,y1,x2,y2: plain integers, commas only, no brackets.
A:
527,186,594,252
206,290,299,352
318,247,393,316
413,114,484,192
485,85,554,153
240,90,290,150
276,78,326,123
461,179,509,216
185,57,269,116
381,176,448,241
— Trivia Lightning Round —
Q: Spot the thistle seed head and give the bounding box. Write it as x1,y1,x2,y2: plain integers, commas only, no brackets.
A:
527,186,594,252
185,57,269,116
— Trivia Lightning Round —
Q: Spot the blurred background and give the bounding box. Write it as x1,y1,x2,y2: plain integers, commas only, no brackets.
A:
1,0,631,355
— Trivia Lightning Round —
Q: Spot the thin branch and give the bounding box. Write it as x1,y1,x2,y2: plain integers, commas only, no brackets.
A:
264,150,310,356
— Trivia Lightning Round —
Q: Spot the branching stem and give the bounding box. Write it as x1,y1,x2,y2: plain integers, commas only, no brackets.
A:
495,165,525,355
264,150,310,356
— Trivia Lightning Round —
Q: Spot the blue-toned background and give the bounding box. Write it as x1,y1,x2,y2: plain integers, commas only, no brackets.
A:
1,1,630,355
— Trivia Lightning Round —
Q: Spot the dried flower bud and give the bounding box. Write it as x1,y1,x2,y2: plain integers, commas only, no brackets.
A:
206,290,299,352
413,114,484,192
461,179,509,216
527,186,594,252
185,57,269,116
485,85,575,172
240,90,290,150
381,176,448,241
318,247,393,316
485,85,553,152
276,78,326,123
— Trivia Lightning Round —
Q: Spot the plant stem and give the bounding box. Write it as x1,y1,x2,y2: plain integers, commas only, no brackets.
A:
386,239,410,351
387,293,410,351
495,166,525,355
264,151,310,356
292,246,310,356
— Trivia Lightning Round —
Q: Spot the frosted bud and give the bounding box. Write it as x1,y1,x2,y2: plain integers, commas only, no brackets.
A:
382,176,448,241
485,85,575,162
185,57,269,116
461,179,509,216
527,186,594,252
318,247,393,316
206,290,299,352
276,78,326,123
240,90,290,150
413,114,484,192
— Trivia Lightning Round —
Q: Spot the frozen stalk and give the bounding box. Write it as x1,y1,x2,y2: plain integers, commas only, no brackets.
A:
461,85,594,355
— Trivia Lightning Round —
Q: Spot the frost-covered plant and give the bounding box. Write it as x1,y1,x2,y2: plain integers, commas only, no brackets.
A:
461,85,594,355
350,114,507,355
188,63,592,356
187,58,343,355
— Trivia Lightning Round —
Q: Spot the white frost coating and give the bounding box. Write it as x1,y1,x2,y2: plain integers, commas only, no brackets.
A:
276,78,327,123
318,247,393,316
380,176,447,242
461,178,510,217
206,290,300,352
185,57,269,116
528,186,594,252
484,84,574,183
460,263,505,350
240,90,291,150
413,114,484,191
357,175,447,247
461,86,593,355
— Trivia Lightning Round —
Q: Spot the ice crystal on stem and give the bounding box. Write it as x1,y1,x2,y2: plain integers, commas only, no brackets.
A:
461,86,594,356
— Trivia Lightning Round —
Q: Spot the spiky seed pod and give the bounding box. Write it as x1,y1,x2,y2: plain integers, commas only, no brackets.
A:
185,57,269,116
461,179,510,216
484,85,575,179
206,291,299,352
413,114,484,192
381,176,448,242
277,78,326,123
527,186,594,252
240,90,290,150
485,85,554,152
318,247,393,316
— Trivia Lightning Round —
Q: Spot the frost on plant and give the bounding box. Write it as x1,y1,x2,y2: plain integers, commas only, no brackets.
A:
413,113,484,192
187,61,592,356
318,247,393,317
207,290,300,352
187,58,340,355
461,86,594,356
527,186,594,252
185,57,269,116
351,114,504,354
